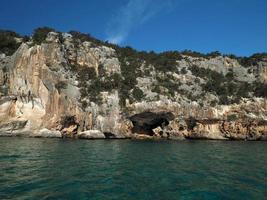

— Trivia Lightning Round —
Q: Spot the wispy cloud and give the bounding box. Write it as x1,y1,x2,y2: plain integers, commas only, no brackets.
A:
106,0,176,44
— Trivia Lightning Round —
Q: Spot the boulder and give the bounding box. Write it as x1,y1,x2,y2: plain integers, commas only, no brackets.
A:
0,120,29,136
77,130,105,139
152,126,163,136
168,132,185,140
131,133,153,140
33,128,62,138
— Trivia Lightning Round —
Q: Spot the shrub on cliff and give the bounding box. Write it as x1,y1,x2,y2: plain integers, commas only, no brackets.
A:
181,50,206,58
0,30,21,55
69,31,104,47
145,51,181,72
32,27,55,44
227,114,238,121
206,51,221,58
253,81,267,98
132,87,144,101
55,81,68,93
239,53,267,67
181,67,187,74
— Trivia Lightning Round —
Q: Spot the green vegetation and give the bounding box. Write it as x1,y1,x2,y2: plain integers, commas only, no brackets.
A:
73,62,124,107
155,75,181,97
132,87,144,101
117,47,140,106
181,67,187,74
253,81,267,98
189,64,267,104
140,51,182,72
32,27,55,44
68,31,116,49
224,53,267,67
238,53,267,67
0,30,21,55
27,28,267,106
227,114,238,121
55,81,68,93
181,50,221,59
2,27,266,107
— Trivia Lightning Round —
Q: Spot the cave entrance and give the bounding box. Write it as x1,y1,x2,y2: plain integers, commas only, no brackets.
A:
129,111,175,136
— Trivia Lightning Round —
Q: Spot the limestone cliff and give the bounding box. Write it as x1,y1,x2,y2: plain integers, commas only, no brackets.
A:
0,28,266,140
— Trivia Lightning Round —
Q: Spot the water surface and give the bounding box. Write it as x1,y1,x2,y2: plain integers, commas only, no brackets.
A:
0,137,267,200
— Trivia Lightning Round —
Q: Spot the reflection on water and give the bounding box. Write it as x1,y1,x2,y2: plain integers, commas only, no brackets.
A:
0,138,267,200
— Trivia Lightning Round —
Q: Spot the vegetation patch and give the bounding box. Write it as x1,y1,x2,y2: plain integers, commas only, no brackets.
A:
32,27,56,45
0,30,22,56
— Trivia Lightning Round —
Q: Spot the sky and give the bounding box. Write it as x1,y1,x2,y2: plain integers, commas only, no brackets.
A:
0,0,266,56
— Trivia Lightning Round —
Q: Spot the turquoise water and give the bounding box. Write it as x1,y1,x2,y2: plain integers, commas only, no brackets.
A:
0,138,267,200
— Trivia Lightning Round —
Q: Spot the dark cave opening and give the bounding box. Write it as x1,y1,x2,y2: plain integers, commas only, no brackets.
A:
129,111,175,136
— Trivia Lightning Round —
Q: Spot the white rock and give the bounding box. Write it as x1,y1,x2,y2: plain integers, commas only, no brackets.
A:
77,130,105,139
34,128,62,138
0,53,6,59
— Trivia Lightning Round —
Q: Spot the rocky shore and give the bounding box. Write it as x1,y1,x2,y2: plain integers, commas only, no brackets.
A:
0,29,266,140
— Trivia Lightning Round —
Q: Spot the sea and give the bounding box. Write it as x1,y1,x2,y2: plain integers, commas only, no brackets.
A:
0,137,266,200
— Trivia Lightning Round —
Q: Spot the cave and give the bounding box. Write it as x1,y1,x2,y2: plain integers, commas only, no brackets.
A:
129,111,175,136
60,115,79,137
103,132,116,139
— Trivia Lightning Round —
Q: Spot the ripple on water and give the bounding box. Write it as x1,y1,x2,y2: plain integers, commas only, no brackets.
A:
0,138,267,200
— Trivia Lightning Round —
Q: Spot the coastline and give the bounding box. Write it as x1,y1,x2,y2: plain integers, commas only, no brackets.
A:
1,130,266,141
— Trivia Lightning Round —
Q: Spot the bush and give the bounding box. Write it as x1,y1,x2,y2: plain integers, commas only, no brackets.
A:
155,75,182,97
253,81,267,98
181,50,206,58
0,30,21,55
181,67,187,74
69,31,104,47
132,87,144,101
151,85,161,94
189,65,225,82
147,51,181,72
238,53,267,67
227,114,238,121
55,81,67,93
32,27,55,44
206,51,221,58
77,67,97,81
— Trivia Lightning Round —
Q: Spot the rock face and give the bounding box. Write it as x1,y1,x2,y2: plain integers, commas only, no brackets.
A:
0,29,266,140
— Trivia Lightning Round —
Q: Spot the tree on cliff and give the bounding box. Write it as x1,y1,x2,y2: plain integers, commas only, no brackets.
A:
0,30,21,55
32,27,55,44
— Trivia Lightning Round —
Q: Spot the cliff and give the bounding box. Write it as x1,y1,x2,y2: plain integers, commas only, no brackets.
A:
0,28,266,140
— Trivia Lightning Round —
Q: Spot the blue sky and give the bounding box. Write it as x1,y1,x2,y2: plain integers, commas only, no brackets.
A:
0,0,266,56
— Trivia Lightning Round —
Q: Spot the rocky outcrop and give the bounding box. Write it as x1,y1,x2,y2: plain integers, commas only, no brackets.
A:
0,119,29,136
0,29,266,140
151,117,267,141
